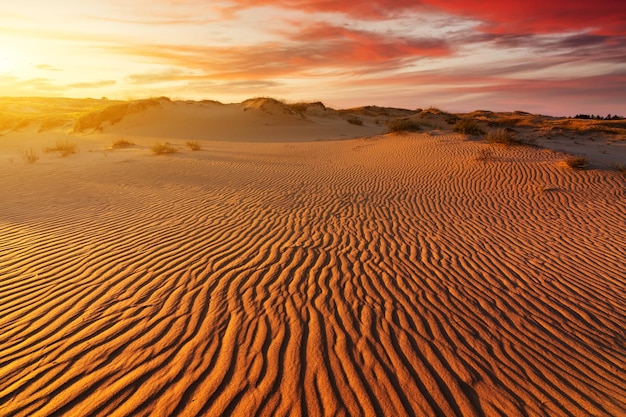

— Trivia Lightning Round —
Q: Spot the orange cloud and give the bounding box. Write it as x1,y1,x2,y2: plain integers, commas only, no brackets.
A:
68,80,117,89
106,23,449,80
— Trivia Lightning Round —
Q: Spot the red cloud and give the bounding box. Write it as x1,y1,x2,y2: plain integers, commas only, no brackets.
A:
228,1,625,35
224,0,416,19
423,0,626,35
285,22,449,63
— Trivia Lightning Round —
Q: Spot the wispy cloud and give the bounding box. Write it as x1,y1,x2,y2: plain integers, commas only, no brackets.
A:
68,80,117,89
221,0,420,20
0,75,65,95
36,64,61,71
104,21,449,81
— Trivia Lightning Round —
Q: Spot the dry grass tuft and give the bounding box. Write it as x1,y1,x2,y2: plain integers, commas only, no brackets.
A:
44,140,78,157
20,148,40,164
453,118,485,135
186,140,202,151
608,162,626,174
563,155,589,170
151,142,178,155
423,106,447,115
111,139,135,149
388,118,422,132
485,128,522,146
346,116,363,126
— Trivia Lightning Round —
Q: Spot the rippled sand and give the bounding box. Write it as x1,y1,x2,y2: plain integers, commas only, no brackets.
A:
1,123,625,415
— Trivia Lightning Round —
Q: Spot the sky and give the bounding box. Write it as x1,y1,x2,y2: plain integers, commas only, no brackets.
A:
1,1,625,116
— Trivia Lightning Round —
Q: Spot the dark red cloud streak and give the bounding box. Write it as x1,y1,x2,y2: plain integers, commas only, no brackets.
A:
231,0,626,35
285,22,449,62
424,0,626,35
224,0,414,20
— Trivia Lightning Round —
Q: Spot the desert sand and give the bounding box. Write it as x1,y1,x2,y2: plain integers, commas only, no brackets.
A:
1,97,625,416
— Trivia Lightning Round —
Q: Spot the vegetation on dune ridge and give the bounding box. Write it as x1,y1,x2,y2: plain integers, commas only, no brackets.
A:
346,115,363,126
387,118,423,132
73,97,169,133
453,118,485,135
485,128,525,146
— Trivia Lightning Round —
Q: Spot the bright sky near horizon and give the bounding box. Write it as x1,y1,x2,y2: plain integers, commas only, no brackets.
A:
1,1,625,115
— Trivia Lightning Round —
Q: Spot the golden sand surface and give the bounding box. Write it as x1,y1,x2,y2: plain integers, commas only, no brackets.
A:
1,98,625,416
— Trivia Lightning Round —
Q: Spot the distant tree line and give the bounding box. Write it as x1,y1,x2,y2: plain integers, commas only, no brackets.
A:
573,114,624,120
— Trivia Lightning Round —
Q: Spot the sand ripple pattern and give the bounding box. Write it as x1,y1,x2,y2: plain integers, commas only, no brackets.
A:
1,135,625,416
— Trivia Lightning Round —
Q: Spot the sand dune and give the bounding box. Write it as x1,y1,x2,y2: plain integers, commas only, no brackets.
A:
1,99,625,416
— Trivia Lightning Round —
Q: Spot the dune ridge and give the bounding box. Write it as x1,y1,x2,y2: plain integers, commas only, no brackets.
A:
1,132,624,416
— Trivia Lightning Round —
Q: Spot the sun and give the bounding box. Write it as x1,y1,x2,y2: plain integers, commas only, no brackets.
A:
0,48,18,74
0,45,29,75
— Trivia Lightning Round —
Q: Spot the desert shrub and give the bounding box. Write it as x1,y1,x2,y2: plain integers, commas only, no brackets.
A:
151,142,178,155
485,128,523,146
286,102,309,114
111,139,135,149
44,140,77,157
424,106,447,115
388,118,422,132
186,140,202,151
445,114,460,125
563,155,589,169
609,162,626,174
453,118,485,135
346,116,363,126
20,148,39,163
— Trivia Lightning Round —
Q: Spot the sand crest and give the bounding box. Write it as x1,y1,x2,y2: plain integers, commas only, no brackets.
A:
1,99,625,416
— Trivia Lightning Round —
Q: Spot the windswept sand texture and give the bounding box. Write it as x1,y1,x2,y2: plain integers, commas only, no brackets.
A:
1,98,625,416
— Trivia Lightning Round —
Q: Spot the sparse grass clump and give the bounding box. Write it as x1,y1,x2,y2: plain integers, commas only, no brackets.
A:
186,140,202,151
20,148,40,164
485,128,522,146
609,162,626,174
563,155,589,170
111,139,135,149
445,114,460,125
388,118,422,132
346,116,363,126
424,106,447,115
150,142,178,155
285,102,309,114
44,140,77,157
453,118,485,135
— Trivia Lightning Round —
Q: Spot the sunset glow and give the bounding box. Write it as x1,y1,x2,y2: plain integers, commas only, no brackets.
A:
1,0,625,115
